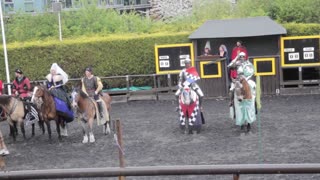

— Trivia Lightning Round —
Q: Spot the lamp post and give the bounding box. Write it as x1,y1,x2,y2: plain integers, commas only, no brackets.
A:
52,0,62,41
0,1,11,95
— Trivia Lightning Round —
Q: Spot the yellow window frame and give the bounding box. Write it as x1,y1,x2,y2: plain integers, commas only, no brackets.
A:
254,58,276,76
200,61,222,78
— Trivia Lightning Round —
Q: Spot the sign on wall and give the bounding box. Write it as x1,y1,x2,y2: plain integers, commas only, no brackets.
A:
155,43,194,74
281,36,320,67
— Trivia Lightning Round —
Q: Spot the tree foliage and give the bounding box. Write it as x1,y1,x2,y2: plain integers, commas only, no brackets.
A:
2,0,319,43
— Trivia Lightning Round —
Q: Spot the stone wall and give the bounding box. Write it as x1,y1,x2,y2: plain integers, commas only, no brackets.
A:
149,0,193,21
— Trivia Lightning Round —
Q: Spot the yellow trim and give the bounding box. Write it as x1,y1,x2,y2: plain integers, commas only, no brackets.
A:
281,35,320,67
154,43,194,74
200,61,222,78
254,58,276,76
281,35,320,40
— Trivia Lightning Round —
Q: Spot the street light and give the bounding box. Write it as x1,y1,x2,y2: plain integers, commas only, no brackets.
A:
0,1,11,95
52,0,62,41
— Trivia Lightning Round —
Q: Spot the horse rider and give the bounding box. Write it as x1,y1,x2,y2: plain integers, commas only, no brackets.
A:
81,67,106,119
12,68,32,113
227,52,255,106
46,63,72,109
175,58,204,108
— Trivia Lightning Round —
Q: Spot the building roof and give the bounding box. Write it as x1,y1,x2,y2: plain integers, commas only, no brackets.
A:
189,16,287,39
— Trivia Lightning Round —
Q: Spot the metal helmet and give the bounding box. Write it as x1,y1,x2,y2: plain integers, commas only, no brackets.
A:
239,52,246,58
185,58,191,64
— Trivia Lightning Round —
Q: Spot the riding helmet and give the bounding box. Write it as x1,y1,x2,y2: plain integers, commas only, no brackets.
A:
15,68,23,74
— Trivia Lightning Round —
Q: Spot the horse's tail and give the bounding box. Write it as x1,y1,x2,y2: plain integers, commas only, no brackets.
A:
255,76,261,110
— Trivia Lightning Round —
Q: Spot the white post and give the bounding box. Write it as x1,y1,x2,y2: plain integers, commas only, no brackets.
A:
58,12,62,41
0,2,11,95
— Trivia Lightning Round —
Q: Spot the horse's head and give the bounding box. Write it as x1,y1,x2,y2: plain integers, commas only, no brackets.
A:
180,83,197,105
234,76,251,102
71,87,80,110
31,85,45,103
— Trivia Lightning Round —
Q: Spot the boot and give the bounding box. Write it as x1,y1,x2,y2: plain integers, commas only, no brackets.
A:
97,101,104,118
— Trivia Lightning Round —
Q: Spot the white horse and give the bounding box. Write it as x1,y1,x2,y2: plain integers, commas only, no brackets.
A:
178,83,202,134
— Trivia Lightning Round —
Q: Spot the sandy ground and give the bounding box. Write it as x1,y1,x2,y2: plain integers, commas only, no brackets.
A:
1,94,320,180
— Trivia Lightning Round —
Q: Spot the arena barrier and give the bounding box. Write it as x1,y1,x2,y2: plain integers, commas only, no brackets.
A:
1,164,320,179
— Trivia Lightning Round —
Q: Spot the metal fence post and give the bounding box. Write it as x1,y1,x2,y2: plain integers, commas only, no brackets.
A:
153,74,158,100
126,75,129,102
167,74,172,92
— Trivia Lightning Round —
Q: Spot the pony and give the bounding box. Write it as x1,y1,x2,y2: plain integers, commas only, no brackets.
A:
31,85,67,140
0,95,40,141
232,75,256,132
71,88,112,143
178,84,202,134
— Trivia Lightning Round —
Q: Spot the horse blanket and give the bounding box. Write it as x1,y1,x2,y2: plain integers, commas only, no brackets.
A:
179,89,202,127
231,79,256,126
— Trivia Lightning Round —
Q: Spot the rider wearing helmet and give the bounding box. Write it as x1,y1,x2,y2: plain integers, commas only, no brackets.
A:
175,58,204,108
12,68,31,99
12,68,32,112
227,52,255,106
81,66,106,119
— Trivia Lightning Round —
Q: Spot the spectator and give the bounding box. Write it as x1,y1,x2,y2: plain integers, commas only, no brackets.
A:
202,40,212,56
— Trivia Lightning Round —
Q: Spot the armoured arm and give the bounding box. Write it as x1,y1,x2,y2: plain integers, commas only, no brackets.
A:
244,62,255,81
227,55,240,68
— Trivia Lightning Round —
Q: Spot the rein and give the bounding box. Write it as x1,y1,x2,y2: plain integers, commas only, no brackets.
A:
8,98,18,116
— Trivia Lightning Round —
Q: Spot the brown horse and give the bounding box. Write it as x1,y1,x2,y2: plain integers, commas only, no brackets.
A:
235,76,252,102
31,85,65,140
233,75,256,132
71,88,111,143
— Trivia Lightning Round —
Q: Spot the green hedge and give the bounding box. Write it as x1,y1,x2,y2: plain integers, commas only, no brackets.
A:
0,32,190,86
284,23,320,36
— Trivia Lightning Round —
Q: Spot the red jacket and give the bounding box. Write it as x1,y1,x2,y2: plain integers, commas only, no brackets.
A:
12,76,31,98
230,46,248,79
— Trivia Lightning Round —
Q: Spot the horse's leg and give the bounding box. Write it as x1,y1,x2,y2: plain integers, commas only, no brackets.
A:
45,120,52,140
88,118,95,143
60,119,68,137
0,130,9,155
19,120,26,139
31,123,35,137
13,122,18,136
55,118,62,141
104,115,111,135
10,125,16,142
247,123,251,132
80,119,88,144
39,120,45,134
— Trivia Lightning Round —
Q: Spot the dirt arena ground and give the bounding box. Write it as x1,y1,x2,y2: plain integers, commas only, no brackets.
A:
1,94,320,180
